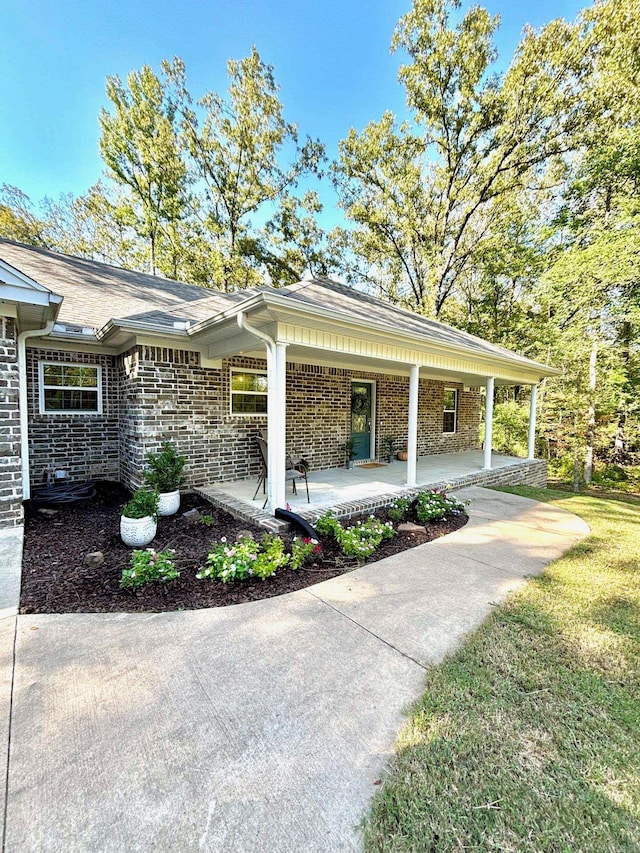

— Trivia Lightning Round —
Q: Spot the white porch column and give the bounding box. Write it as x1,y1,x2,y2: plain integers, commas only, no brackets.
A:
406,364,420,486
528,383,538,459
483,376,495,470
268,341,288,510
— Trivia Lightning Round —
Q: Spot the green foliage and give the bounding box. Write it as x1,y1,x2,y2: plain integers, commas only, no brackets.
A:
120,548,178,589
491,401,530,457
200,514,214,527
415,490,466,523
387,497,411,522
381,435,397,457
338,436,357,462
99,65,188,275
316,511,395,560
290,537,321,570
121,488,159,520
197,534,289,583
143,441,187,492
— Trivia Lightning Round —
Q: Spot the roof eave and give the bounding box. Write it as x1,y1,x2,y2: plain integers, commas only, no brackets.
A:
188,290,559,379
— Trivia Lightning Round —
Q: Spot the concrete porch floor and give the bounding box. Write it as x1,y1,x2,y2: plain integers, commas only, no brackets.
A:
198,451,545,528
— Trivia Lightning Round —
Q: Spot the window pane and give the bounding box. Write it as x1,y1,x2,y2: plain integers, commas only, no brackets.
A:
443,390,456,411
43,364,64,386
44,388,98,412
231,372,267,393
231,393,268,414
443,411,456,433
43,364,98,388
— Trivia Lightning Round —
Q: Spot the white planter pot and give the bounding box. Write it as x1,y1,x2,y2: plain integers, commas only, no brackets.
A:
120,515,157,548
157,489,180,516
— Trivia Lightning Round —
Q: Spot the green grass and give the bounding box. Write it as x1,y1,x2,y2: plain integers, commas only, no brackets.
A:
363,487,640,853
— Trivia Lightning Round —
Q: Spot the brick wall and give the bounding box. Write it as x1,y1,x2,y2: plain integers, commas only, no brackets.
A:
26,347,119,488
22,344,484,492
115,348,482,488
0,317,22,527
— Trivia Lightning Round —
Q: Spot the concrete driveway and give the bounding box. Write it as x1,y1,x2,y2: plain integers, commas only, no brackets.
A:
1,487,588,852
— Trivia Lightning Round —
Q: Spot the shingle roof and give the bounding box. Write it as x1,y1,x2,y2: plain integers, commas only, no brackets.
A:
0,239,553,373
0,239,243,329
279,278,546,369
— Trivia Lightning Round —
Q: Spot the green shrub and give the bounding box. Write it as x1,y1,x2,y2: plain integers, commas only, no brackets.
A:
143,441,187,492
316,511,395,560
415,490,466,523
122,488,159,520
388,496,411,522
197,534,289,583
120,548,178,589
291,537,321,570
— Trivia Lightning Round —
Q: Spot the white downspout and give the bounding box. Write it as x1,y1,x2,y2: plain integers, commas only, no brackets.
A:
18,321,55,500
237,313,286,511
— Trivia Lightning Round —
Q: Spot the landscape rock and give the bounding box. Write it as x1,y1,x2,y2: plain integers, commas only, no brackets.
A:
37,508,59,517
398,522,426,534
182,509,202,523
235,529,255,541
84,551,104,568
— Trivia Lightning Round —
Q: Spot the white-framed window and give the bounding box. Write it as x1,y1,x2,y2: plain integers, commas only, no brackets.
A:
230,368,268,415
39,362,103,414
443,388,457,433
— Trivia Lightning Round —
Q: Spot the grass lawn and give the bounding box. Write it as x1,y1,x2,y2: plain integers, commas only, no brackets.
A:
363,487,640,852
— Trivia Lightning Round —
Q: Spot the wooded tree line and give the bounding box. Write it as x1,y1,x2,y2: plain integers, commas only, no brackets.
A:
2,0,638,479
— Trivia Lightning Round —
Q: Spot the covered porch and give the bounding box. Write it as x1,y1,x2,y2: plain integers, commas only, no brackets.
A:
197,450,547,528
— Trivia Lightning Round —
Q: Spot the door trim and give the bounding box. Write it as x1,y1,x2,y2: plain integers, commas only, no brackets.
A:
350,379,376,461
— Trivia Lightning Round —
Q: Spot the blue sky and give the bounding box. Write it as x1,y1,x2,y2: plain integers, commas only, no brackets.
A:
2,0,586,225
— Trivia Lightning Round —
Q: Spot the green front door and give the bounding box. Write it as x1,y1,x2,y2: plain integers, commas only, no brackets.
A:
351,382,373,461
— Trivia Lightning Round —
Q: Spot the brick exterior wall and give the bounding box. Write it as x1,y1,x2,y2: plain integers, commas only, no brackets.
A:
26,347,119,488
112,347,482,488
0,317,22,527
24,343,484,493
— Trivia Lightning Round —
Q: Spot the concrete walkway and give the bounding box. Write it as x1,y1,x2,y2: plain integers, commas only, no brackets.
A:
1,488,588,852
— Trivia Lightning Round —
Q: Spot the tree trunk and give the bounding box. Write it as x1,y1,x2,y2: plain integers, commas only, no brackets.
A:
584,337,597,485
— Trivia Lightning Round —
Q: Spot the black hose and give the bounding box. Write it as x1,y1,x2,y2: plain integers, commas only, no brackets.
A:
32,481,97,504
274,507,318,539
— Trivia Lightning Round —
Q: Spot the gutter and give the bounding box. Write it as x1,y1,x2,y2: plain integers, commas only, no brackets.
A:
17,320,55,500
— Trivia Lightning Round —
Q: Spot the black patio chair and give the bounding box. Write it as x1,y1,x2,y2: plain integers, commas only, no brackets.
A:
253,436,310,508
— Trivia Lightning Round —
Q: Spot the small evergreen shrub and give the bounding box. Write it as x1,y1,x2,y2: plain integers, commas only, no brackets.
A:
122,488,159,520
143,441,187,493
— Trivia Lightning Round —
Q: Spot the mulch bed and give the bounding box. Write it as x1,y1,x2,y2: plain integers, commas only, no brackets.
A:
20,482,467,614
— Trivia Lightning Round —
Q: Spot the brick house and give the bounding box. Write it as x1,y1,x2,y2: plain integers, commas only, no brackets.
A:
0,239,558,527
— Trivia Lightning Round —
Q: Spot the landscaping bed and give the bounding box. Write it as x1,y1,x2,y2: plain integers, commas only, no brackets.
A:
21,482,467,614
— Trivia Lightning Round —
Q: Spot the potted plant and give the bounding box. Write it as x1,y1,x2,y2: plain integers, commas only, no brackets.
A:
120,488,159,547
338,436,357,469
381,435,397,464
143,441,187,516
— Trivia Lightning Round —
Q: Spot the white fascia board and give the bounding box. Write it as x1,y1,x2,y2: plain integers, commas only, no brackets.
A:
0,258,53,292
0,280,63,309
187,291,559,378
96,317,190,343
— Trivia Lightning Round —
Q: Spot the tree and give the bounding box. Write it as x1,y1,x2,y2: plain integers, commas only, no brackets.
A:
333,0,589,317
99,65,189,275
0,184,47,246
164,48,326,290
